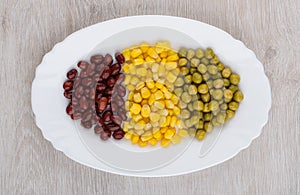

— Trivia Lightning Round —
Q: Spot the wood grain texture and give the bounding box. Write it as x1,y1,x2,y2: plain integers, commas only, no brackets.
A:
0,0,299,194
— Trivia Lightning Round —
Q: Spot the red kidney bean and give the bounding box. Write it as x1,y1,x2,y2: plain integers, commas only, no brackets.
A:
82,110,92,122
110,63,121,75
115,73,125,84
73,111,82,120
114,95,125,107
113,130,125,140
96,82,106,92
103,110,112,122
79,96,89,111
104,88,113,96
101,66,111,79
111,115,122,125
81,77,93,87
94,125,103,134
90,55,104,64
63,80,74,91
93,73,101,82
100,130,111,140
64,90,72,99
104,54,113,66
105,123,120,132
66,103,73,115
119,112,127,121
115,52,125,64
89,89,96,100
96,63,105,73
79,70,88,78
111,102,118,113
97,116,105,126
97,97,108,112
81,120,92,129
106,77,116,88
117,85,126,97
86,63,96,76
74,85,84,99
74,77,81,88
67,68,78,79
77,61,89,69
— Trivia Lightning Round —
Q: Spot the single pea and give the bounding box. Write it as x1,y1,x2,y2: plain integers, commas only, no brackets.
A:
226,109,235,119
203,103,210,112
198,84,209,94
178,58,188,67
196,130,206,140
180,67,189,75
205,48,214,59
190,67,197,74
192,72,203,84
188,102,194,112
191,58,200,67
197,64,207,74
184,75,192,84
183,84,189,92
216,112,226,124
228,101,239,111
223,89,233,100
211,73,222,80
188,85,198,95
218,63,225,71
193,100,204,111
181,109,191,119
210,56,219,64
220,103,228,110
218,99,224,105
195,48,204,58
204,113,212,121
206,80,213,89
201,93,211,103
187,49,195,60
233,91,244,102
190,115,200,126
213,79,224,89
174,77,185,87
229,84,238,93
191,94,198,102
188,127,197,136
208,100,219,111
202,73,210,81
178,101,187,109
201,58,209,65
185,119,195,128
223,78,230,87
211,117,220,126
181,92,192,103
174,88,183,97
207,65,218,75
178,48,187,58
212,89,223,100
197,120,204,129
212,108,221,116
230,74,240,85
222,68,231,78
204,122,213,132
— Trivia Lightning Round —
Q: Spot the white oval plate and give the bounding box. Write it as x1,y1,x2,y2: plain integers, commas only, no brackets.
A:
31,15,271,177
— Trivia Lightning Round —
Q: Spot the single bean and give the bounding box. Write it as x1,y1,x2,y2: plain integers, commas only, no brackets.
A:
98,97,108,112
82,110,92,122
100,130,111,140
96,63,105,73
77,61,89,69
90,55,104,64
105,123,120,131
104,54,113,66
101,66,111,79
67,68,78,80
64,90,72,99
66,103,73,115
115,52,125,64
107,77,116,88
96,82,106,92
81,77,93,87
103,110,113,122
111,115,122,125
113,130,125,140
94,125,104,134
115,73,125,84
117,85,126,97
110,63,121,75
79,70,88,78
86,63,96,76
63,80,74,91
81,120,92,129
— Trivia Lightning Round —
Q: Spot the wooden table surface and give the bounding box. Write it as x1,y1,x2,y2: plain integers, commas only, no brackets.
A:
0,0,299,194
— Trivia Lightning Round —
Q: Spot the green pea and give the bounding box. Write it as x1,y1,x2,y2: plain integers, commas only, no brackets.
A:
230,74,240,85
197,64,207,74
178,48,187,58
193,100,204,111
213,79,224,89
233,91,244,102
174,77,184,87
220,103,228,110
203,103,210,112
205,48,214,59
222,68,231,78
183,84,189,92
212,89,223,100
204,113,212,121
211,73,222,80
229,84,238,93
207,65,218,75
204,122,213,132
198,84,209,94
188,85,198,95
174,88,183,97
192,72,203,84
184,75,192,84
218,63,225,71
223,79,230,87
211,117,220,126
228,101,239,111
190,58,200,67
216,112,226,124
201,58,209,65
208,100,219,111
180,67,189,75
196,130,206,140
181,109,190,119
210,56,219,64
179,58,188,67
226,110,235,119
201,93,211,103
212,108,221,116
202,73,210,81
223,89,233,100
195,48,204,58
187,49,195,60
190,115,200,126
178,101,187,109
181,92,192,103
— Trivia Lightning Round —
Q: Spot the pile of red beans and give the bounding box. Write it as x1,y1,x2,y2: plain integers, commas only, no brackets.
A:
63,52,127,140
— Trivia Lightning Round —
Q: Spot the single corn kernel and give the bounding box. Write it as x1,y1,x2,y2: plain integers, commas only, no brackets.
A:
122,49,131,61
150,113,160,122
128,66,136,75
154,100,165,109
133,93,142,103
148,94,155,105
160,51,168,58
152,127,160,134
130,76,139,85
124,75,131,85
141,131,153,142
167,54,179,62
141,105,151,118
138,139,148,147
150,104,158,112
151,63,159,72
164,129,175,139
132,114,142,122
170,116,177,127
136,82,145,90
158,109,169,116
173,106,180,115
166,72,177,83
163,90,172,99
160,127,168,134
171,95,179,104
125,101,131,110
131,48,142,58
140,42,149,53
128,91,134,101
144,123,152,131
154,90,164,100
141,87,151,99
161,138,171,147
131,135,139,144
145,56,155,62
147,48,158,59
178,129,188,138
153,131,162,140
146,80,155,89
137,67,147,77
165,116,171,126
171,135,181,144
133,58,144,66
122,63,130,73
124,132,132,140
126,84,135,91
130,103,141,115
148,138,158,146
159,116,167,126
158,65,165,76
165,100,174,109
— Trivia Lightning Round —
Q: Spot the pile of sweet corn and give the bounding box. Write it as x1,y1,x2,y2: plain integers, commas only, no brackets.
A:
122,41,188,147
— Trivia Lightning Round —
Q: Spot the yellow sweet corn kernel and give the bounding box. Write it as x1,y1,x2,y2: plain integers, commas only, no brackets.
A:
132,114,142,122
133,58,144,66
145,56,155,62
163,90,172,99
141,99,148,105
128,91,134,101
140,42,149,53
148,138,158,146
149,113,160,122
136,129,145,136
152,73,159,81
171,134,181,144
130,103,141,115
128,66,136,75
144,123,152,131
154,101,165,109
150,104,158,112
148,94,155,105
167,50,176,56
133,93,142,103
178,129,188,138
158,65,165,76
138,139,148,147
130,76,139,85
170,116,177,127
166,72,177,83
125,101,131,110
124,75,131,85
141,87,151,99
124,132,132,140
131,48,142,58
155,81,164,89
122,63,130,73
122,49,131,61
166,54,179,62
161,138,171,147
131,135,139,144
126,84,135,91
154,90,164,100
136,82,145,90
147,48,158,59
153,130,162,140
159,116,167,126
171,94,179,104
141,105,151,118
152,127,160,134
122,121,130,132
151,86,158,93
176,119,183,128
160,51,168,58
173,106,180,115
160,58,167,64
158,109,168,116
141,131,152,142
137,67,147,77
165,100,174,109
165,62,177,70
135,120,146,130
172,68,180,76
151,63,159,72
146,80,155,89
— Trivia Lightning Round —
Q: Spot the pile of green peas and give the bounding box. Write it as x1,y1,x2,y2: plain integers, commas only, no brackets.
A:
174,47,244,140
